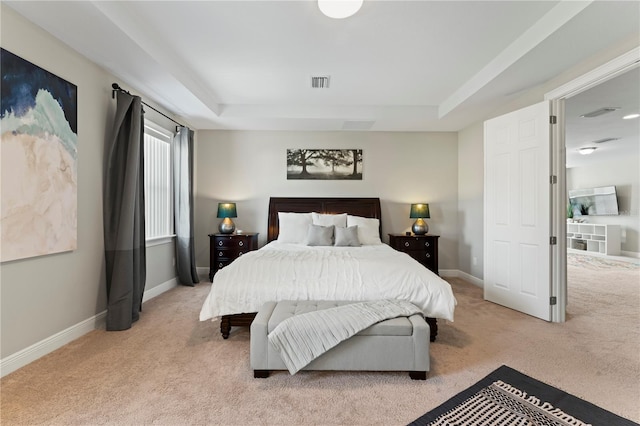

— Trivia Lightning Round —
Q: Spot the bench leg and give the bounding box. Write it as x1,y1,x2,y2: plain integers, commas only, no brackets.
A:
254,370,269,378
409,371,427,380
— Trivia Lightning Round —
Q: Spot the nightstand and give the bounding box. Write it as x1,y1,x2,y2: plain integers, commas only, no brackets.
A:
209,233,259,282
388,234,439,275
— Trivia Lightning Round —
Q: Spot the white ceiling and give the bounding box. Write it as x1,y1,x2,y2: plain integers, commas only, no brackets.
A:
6,1,640,153
565,67,640,168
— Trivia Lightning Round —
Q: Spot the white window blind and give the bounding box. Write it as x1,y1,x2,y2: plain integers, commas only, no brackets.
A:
144,122,173,241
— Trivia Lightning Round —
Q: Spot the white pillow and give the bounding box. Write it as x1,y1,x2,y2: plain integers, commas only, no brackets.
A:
312,212,347,228
346,215,382,245
277,212,313,243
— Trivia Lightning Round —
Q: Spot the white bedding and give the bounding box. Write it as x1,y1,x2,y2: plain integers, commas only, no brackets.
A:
199,241,456,322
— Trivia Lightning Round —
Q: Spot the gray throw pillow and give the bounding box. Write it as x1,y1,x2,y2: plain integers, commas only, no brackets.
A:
305,224,334,246
334,225,361,247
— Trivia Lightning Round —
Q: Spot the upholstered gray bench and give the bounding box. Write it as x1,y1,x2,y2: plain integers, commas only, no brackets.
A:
250,300,430,380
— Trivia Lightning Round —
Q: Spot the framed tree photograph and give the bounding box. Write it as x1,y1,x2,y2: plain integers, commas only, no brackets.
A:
287,149,363,180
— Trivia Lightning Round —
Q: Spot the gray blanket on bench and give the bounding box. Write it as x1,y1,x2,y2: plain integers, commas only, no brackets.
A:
268,300,422,374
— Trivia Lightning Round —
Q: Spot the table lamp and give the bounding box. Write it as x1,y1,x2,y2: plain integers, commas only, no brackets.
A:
217,203,237,234
410,203,430,235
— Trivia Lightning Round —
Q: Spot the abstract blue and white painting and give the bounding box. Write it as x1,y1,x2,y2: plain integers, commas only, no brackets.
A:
1,48,78,262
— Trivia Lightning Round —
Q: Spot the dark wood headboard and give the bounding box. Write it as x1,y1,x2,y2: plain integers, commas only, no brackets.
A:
267,197,382,242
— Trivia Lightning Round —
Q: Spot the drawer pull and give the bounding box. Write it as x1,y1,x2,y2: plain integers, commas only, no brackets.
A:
218,252,224,257
238,251,243,256
218,263,224,268
425,253,431,258
425,242,430,247
238,241,244,247
404,242,409,247
218,241,223,246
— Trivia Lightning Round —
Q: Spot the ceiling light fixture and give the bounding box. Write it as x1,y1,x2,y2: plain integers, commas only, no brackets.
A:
579,107,620,118
318,0,363,19
592,137,619,144
579,147,597,155
623,113,640,120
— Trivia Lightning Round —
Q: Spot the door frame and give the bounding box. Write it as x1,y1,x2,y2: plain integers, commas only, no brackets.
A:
544,47,639,322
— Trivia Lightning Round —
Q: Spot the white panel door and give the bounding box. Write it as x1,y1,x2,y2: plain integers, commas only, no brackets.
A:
484,101,551,321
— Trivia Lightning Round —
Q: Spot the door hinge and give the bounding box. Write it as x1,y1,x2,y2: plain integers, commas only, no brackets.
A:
550,236,557,245
550,115,557,124
550,296,557,305
550,175,557,184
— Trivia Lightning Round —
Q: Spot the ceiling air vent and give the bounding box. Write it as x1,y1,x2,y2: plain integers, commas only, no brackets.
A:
579,107,620,118
311,76,330,89
593,137,620,144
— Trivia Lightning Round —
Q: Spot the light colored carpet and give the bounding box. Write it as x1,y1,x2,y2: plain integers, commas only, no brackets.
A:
567,251,640,270
2,257,639,425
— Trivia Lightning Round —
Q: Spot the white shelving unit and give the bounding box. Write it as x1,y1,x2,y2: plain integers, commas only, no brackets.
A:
566,223,621,256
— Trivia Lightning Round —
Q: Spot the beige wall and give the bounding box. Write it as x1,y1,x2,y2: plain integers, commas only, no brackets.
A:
0,6,178,361
194,130,459,270
457,122,485,279
567,158,640,254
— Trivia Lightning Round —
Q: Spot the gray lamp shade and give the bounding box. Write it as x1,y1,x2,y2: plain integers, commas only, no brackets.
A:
217,203,237,218
410,203,430,219
410,203,430,235
217,203,237,234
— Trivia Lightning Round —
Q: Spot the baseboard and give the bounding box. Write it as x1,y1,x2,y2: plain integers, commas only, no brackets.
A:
1,276,178,378
142,277,178,303
440,269,484,288
196,266,209,281
438,269,457,278
456,270,484,287
0,310,107,378
620,250,640,259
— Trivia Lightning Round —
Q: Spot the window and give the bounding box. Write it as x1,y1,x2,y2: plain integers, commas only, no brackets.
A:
143,121,174,242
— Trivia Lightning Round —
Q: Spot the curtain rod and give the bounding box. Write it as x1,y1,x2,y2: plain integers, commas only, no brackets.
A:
111,83,185,131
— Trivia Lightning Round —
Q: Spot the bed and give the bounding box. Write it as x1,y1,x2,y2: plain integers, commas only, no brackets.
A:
199,197,456,341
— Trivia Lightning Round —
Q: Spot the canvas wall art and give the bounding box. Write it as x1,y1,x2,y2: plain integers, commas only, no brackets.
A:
287,149,363,180
1,48,78,262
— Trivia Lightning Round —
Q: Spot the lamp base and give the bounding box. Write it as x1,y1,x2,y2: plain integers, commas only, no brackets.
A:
412,218,428,235
218,218,236,234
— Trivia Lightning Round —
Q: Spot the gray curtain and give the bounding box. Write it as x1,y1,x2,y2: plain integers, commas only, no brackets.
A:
103,91,146,331
173,127,199,286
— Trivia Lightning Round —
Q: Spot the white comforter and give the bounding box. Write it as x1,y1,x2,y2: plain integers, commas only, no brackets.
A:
199,241,456,322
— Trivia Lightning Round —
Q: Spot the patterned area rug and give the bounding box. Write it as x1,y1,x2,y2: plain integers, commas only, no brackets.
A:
409,366,639,426
567,253,640,270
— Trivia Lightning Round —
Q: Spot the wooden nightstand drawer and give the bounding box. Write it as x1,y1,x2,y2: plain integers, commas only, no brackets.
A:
398,238,434,251
209,233,259,281
215,260,232,270
215,236,251,249
388,234,439,275
216,248,249,260
406,250,434,262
